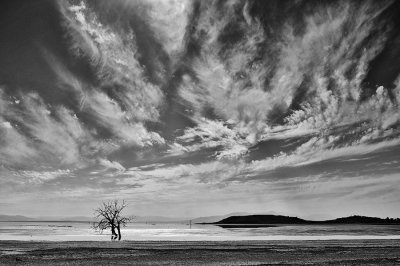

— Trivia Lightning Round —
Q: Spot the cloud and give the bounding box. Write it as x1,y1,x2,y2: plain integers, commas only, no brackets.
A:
60,1,167,147
0,90,93,168
0,1,171,170
1,0,400,218
142,0,192,56
123,160,239,186
172,118,249,159
83,90,165,147
2,0,399,173
0,127,37,169
18,170,71,184
97,158,125,172
0,121,12,129
61,0,165,118
240,137,400,183
174,0,400,166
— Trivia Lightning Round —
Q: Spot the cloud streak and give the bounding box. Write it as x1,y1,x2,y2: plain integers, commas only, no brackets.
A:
1,0,400,217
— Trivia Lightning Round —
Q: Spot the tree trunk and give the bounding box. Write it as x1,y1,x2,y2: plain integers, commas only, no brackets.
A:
117,223,122,241
111,224,117,241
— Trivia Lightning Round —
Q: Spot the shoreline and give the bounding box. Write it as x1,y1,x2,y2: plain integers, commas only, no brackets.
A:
2,234,400,242
1,240,400,265
2,239,400,244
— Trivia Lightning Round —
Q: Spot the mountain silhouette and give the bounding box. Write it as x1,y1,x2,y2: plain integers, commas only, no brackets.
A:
211,215,400,226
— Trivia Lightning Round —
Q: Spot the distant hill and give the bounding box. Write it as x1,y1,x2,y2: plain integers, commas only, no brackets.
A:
191,211,291,224
214,215,308,225
323,215,400,224
190,212,250,224
0,214,94,222
0,215,36,221
212,215,400,225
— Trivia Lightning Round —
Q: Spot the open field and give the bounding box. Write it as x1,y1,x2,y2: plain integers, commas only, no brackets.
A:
0,240,400,265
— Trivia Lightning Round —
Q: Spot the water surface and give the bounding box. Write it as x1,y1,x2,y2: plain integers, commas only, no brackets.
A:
1,221,400,241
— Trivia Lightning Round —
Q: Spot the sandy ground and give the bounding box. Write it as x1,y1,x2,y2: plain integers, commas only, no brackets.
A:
0,240,400,265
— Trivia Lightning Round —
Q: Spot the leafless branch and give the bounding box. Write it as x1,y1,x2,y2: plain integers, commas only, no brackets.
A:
92,199,133,240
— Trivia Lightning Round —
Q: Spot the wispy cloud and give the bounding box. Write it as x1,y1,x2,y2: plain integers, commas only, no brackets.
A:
173,0,399,166
1,0,400,217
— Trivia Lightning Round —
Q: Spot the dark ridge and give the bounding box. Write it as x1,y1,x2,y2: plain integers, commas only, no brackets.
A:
210,215,400,226
215,215,308,225
324,215,400,224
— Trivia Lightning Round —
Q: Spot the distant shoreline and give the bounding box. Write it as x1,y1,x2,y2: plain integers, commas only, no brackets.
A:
203,223,400,228
0,220,93,223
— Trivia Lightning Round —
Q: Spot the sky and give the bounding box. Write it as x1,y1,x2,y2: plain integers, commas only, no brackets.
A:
0,0,400,219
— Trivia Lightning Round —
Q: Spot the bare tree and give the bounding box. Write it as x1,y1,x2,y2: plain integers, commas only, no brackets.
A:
92,200,133,241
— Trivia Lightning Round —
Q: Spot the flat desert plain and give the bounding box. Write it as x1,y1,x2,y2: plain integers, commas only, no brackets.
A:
1,240,400,265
